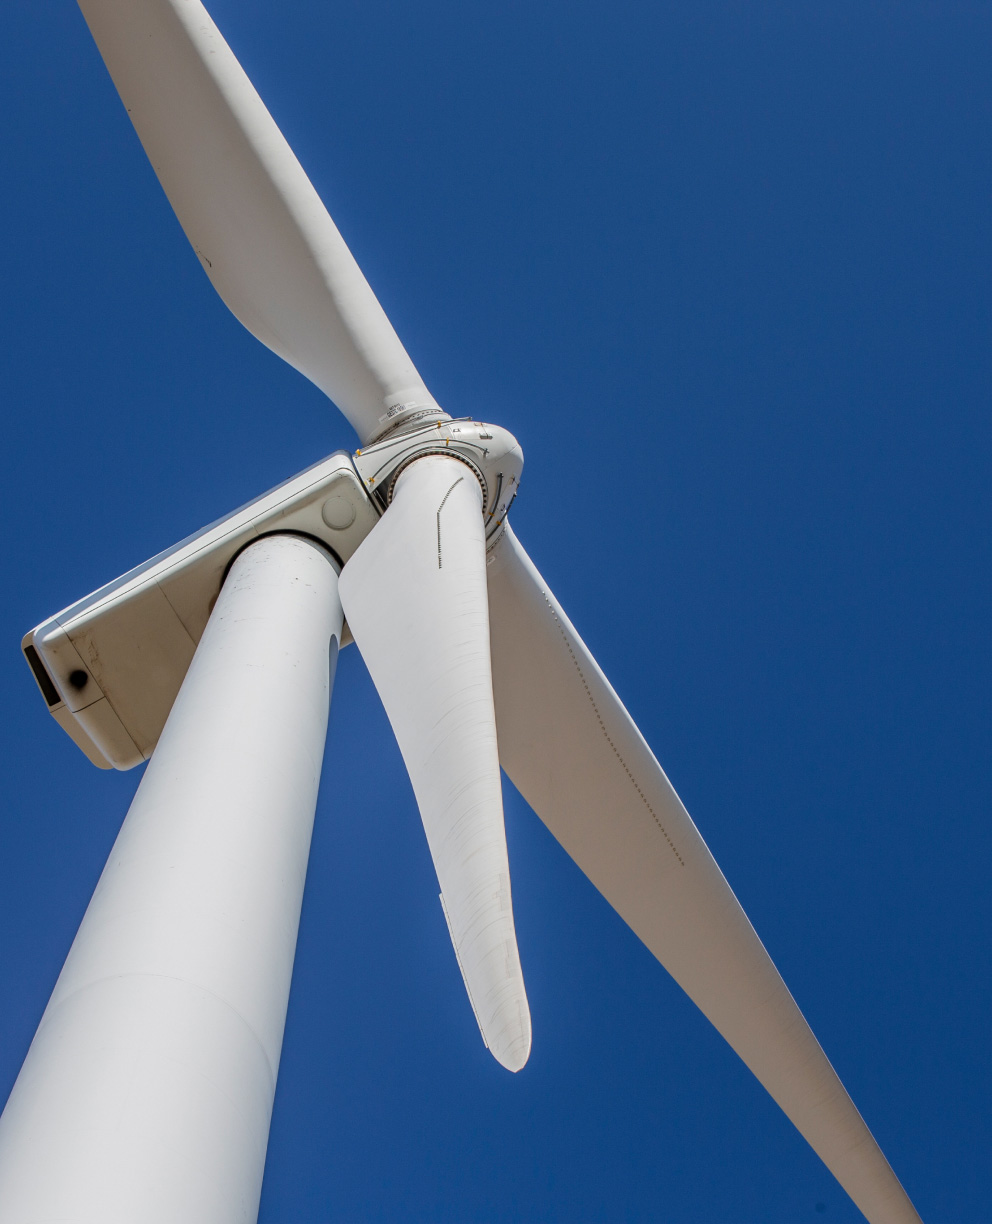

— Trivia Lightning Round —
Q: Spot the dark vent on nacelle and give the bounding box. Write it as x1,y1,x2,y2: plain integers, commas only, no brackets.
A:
24,645,61,708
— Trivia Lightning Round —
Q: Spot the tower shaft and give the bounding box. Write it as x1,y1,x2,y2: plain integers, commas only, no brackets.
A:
0,534,342,1223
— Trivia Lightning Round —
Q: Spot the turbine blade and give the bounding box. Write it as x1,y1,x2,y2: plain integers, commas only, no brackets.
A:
486,523,922,1224
76,0,443,444
339,457,531,1071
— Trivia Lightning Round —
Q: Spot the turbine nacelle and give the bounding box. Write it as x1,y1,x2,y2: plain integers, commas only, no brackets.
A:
23,451,376,769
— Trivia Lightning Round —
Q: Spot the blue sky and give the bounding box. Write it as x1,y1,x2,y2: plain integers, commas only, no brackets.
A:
0,1,988,1220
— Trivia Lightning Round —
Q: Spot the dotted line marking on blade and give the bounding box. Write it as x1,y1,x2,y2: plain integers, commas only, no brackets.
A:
543,593,685,867
436,477,465,569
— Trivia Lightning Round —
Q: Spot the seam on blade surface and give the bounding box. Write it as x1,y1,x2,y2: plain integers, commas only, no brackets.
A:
542,593,685,867
435,476,465,569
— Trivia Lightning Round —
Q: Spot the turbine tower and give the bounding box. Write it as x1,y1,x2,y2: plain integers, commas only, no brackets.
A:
1,2,924,1222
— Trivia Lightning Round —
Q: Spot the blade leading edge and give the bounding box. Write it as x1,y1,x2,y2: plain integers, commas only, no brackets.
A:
76,0,444,444
486,523,922,1224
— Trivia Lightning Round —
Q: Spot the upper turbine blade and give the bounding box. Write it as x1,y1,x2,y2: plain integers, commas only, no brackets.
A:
76,0,444,444
339,456,531,1071
486,524,922,1224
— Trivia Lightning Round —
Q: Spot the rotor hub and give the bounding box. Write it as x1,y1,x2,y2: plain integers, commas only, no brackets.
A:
352,417,523,546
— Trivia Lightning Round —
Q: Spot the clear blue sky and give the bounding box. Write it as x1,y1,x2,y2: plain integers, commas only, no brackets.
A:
0,1,988,1220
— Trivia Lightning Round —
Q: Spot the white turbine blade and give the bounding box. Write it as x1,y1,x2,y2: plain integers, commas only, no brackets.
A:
338,456,531,1072
486,524,922,1224
76,0,444,444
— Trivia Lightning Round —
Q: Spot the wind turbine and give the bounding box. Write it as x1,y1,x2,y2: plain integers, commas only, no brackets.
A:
0,1,928,1221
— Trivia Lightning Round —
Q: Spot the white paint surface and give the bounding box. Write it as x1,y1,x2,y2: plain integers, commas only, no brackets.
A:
0,534,343,1223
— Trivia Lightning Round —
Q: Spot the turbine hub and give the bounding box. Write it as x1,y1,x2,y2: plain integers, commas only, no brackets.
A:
353,417,523,547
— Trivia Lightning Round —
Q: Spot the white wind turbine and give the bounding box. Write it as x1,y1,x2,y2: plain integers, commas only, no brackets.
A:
0,2,925,1222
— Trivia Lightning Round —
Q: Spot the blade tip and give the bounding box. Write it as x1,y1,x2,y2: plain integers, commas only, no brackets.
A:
490,1020,532,1073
